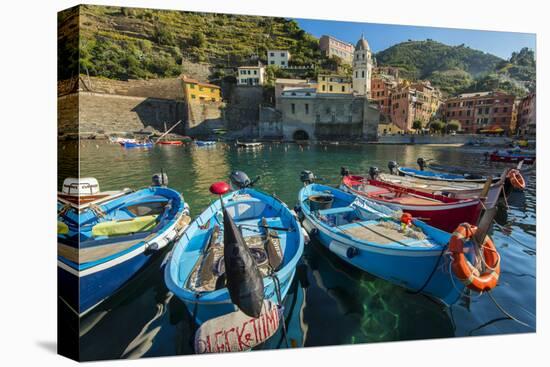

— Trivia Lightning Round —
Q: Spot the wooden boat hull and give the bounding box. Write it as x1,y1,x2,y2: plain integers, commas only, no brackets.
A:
298,184,468,305
57,186,190,316
378,173,503,209
165,188,304,327
341,176,482,232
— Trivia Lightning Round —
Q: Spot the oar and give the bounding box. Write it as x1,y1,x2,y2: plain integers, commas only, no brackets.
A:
237,223,295,232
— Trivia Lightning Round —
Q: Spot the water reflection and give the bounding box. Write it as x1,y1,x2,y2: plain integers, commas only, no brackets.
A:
63,141,536,359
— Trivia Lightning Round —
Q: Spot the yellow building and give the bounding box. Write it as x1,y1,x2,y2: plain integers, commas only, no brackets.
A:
182,76,222,102
378,121,405,135
317,74,352,94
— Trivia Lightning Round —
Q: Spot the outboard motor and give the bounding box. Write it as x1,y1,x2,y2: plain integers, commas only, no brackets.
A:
340,167,350,177
368,166,380,180
388,161,399,175
300,170,316,185
417,157,427,171
230,170,251,190
152,172,168,187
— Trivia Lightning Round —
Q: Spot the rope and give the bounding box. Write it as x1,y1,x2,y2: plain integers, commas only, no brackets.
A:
448,261,484,299
486,290,535,330
407,245,447,295
491,222,536,252
271,273,290,348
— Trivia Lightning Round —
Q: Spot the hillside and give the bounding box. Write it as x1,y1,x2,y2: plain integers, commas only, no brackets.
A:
59,5,321,81
375,40,535,96
58,6,535,97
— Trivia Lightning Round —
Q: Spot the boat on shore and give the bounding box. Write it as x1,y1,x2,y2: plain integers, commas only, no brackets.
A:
109,137,136,144
120,140,153,148
157,140,184,146
297,175,500,306
236,140,262,148
58,175,190,316
340,168,482,232
165,171,304,353
195,140,216,147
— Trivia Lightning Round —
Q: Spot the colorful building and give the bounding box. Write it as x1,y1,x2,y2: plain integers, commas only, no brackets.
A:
181,76,222,102
319,35,354,64
317,74,352,94
390,81,442,131
352,34,373,97
443,91,517,134
517,93,536,136
267,50,291,68
237,65,266,86
370,77,396,119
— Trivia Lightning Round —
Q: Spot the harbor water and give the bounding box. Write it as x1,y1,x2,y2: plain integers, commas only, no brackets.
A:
58,141,536,360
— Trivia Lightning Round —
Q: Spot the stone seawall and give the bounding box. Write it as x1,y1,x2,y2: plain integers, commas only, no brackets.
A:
77,92,186,136
376,134,512,145
58,93,79,136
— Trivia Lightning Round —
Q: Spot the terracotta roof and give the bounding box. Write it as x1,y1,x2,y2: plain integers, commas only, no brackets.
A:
181,76,220,89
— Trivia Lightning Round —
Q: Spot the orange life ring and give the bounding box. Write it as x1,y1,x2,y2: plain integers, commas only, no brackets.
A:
448,224,500,292
507,169,526,190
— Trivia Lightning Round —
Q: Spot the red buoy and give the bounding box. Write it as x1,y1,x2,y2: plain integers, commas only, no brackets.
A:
209,181,230,196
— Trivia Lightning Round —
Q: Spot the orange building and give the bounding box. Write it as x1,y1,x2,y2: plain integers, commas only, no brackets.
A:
370,77,395,119
443,91,516,134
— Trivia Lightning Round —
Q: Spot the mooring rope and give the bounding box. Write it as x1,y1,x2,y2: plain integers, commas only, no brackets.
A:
491,222,536,252
486,290,535,330
271,273,290,348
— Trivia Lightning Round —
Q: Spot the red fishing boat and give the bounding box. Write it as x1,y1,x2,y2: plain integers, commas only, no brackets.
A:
488,150,535,164
157,140,184,146
341,172,482,232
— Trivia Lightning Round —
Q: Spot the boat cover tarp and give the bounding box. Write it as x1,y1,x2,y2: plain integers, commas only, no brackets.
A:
92,215,158,237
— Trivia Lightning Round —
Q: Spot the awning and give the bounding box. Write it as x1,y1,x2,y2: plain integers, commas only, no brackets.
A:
480,128,505,133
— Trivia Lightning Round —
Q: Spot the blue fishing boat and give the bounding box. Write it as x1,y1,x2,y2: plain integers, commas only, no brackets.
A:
165,171,304,353
296,173,498,306
57,174,190,316
121,140,153,148
397,166,500,183
195,140,216,147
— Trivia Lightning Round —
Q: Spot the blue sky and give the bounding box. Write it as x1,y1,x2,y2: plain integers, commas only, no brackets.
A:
295,19,536,60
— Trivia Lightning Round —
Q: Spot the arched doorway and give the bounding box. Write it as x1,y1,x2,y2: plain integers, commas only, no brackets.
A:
293,129,309,141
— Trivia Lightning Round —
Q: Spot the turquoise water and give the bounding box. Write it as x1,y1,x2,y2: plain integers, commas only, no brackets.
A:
58,141,536,360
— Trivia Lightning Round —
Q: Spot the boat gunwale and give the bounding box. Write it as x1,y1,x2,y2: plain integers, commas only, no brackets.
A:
165,188,304,304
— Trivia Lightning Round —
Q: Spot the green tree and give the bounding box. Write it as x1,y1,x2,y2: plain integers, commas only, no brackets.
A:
154,25,176,46
430,120,444,133
447,120,461,132
189,31,206,48
412,119,423,132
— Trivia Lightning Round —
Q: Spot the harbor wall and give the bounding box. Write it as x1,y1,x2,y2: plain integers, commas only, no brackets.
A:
77,92,186,137
376,134,513,145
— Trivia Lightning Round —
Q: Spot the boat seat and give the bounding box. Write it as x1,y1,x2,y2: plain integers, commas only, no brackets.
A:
91,215,158,237
317,206,355,216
